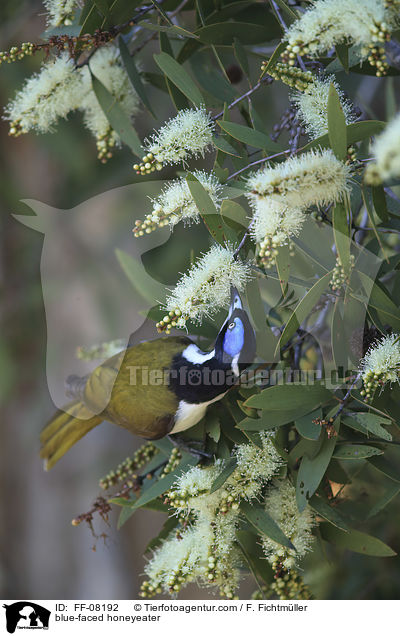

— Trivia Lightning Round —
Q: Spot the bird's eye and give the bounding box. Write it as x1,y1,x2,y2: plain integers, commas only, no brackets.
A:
228,322,235,330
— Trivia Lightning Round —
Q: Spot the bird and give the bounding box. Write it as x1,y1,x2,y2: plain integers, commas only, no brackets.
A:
40,288,256,470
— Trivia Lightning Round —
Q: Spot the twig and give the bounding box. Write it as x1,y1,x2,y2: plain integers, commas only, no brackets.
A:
226,148,290,181
233,218,255,257
212,76,273,121
330,371,362,424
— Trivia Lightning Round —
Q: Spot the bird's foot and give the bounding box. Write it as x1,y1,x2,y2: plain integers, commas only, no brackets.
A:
167,435,212,460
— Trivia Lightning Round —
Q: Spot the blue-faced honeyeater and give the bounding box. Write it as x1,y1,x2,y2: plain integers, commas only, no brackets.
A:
40,288,256,469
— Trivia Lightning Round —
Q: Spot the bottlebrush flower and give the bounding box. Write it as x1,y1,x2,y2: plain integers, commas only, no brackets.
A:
158,244,251,332
282,0,399,75
364,113,400,184
4,53,84,136
291,76,356,140
133,171,223,237
360,333,400,401
44,0,79,27
262,479,315,570
246,149,351,211
134,108,215,175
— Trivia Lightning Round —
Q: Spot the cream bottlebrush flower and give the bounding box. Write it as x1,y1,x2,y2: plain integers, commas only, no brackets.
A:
134,108,215,175
251,199,305,268
262,479,315,570
80,45,141,161
365,113,400,184
158,244,251,332
142,521,210,596
291,76,356,140
44,0,79,26
4,53,85,136
282,0,398,72
133,171,223,237
360,333,400,401
246,149,351,211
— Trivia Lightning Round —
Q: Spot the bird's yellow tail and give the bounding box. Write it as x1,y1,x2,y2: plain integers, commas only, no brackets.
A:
40,401,102,470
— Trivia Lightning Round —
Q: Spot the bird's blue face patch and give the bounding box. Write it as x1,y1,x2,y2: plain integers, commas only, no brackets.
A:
223,317,244,357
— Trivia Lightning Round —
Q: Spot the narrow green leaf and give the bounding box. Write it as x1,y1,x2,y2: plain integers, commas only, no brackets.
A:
367,482,400,519
362,185,387,260
296,423,340,512
277,271,332,349
186,173,226,243
320,523,396,556
309,494,349,530
303,120,386,152
115,249,164,305
213,135,242,157
118,37,155,116
245,383,333,411
196,22,271,45
204,411,221,443
346,412,392,442
210,457,238,493
295,408,322,441
233,38,249,76
327,83,347,160
270,0,298,25
145,516,179,553
275,245,290,295
335,43,349,72
332,202,351,275
218,120,279,153
368,456,400,483
260,41,287,78
359,272,400,331
91,74,142,157
241,501,295,550
148,0,173,25
372,185,389,223
154,52,203,106
333,444,383,460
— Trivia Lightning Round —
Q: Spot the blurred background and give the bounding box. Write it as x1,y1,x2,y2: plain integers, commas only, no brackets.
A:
1,0,400,600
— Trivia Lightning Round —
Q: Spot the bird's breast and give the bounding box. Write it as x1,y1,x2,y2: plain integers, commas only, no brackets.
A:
169,392,227,434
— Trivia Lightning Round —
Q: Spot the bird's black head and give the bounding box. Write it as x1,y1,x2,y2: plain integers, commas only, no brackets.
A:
214,287,256,375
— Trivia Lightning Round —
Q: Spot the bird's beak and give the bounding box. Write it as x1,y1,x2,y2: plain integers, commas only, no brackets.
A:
227,287,243,318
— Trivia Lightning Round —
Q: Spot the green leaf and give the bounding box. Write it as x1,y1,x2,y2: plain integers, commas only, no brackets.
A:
335,43,349,72
210,457,238,493
159,32,189,111
333,444,383,460
309,494,349,530
204,411,221,443
241,501,295,550
115,249,164,305
148,0,173,25
186,174,226,243
145,516,179,553
345,412,392,441
320,523,396,557
303,120,386,153
359,272,400,331
218,120,279,153
296,424,340,512
233,38,249,76
118,37,155,116
327,83,347,160
245,383,333,411
260,41,287,78
91,74,142,157
362,185,387,259
213,135,242,157
372,185,389,223
154,52,203,107
270,0,298,25
295,408,322,441
368,455,400,483
366,482,400,519
196,22,271,45
239,408,303,430
276,271,333,349
275,245,290,295
332,202,351,275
